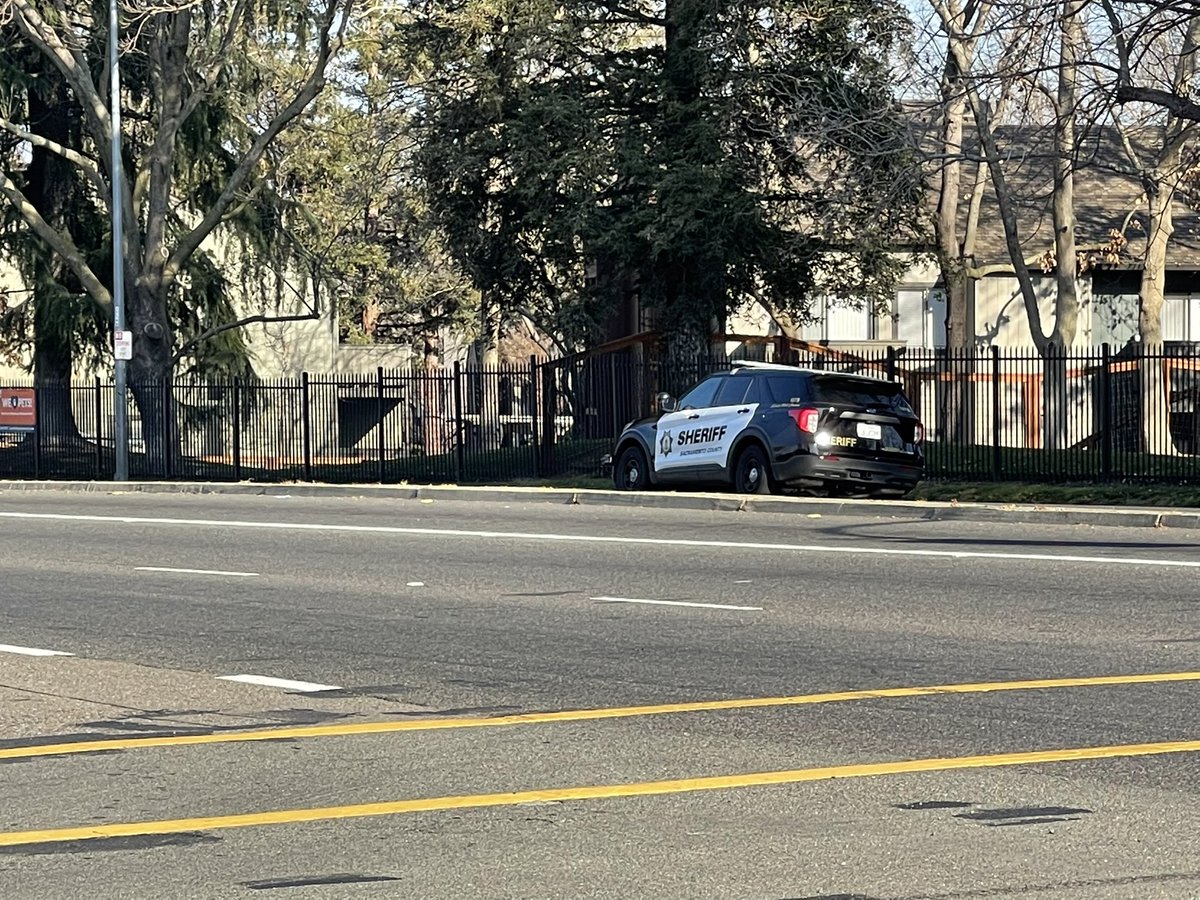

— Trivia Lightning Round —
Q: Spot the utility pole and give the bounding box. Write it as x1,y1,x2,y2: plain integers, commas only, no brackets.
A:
110,0,129,481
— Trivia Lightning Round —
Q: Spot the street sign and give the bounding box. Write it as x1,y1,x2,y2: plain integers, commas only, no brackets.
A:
114,330,133,361
0,388,36,433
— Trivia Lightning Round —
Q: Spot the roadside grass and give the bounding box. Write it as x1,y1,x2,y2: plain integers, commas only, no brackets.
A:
924,441,1200,481
909,481,1200,508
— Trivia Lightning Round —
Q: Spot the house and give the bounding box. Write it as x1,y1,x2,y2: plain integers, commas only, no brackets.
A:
704,120,1200,357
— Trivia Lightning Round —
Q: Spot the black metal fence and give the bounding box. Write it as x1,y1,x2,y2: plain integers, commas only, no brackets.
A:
3,343,1199,485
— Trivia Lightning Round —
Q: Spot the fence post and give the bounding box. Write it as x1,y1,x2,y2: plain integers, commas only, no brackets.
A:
991,345,1001,481
1101,343,1112,480
528,355,540,477
94,376,103,479
376,366,386,483
32,384,42,480
161,377,173,478
886,345,897,382
452,360,465,483
541,363,557,475
232,378,242,482
301,372,312,482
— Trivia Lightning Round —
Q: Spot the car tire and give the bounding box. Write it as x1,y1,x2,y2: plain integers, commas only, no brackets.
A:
614,445,650,491
733,444,772,495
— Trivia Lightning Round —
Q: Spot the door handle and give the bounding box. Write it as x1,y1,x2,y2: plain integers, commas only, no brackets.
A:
687,414,700,420
737,408,750,414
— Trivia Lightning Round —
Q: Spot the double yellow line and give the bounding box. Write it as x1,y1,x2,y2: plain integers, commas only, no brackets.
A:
5,669,1199,762
1,670,1196,847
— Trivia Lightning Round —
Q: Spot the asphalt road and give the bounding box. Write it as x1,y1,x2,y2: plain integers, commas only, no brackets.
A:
0,490,1197,899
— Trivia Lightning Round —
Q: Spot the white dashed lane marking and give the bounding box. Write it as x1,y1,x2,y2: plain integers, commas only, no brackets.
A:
594,596,763,612
135,566,259,577
217,674,342,693
0,643,73,657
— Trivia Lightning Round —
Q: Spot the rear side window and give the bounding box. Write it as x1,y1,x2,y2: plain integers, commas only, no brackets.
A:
764,375,812,405
810,375,915,415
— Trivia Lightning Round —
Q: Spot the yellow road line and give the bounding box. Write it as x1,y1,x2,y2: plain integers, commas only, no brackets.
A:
1,738,1197,847
3,670,1198,763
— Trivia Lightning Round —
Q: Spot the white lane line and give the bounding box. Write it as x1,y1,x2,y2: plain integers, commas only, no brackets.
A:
0,643,73,657
217,674,341,693
4,511,1200,569
595,596,763,611
135,566,259,577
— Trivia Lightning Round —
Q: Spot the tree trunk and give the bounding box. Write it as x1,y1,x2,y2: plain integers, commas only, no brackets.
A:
934,52,973,446
1044,0,1083,452
1133,19,1198,458
25,79,83,447
1140,173,1177,456
126,281,177,476
32,303,80,449
420,331,448,456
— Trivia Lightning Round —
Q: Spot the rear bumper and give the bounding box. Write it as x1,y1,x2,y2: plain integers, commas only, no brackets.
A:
774,451,922,490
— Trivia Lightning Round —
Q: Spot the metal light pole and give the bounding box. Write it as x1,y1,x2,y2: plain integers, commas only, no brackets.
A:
109,0,129,481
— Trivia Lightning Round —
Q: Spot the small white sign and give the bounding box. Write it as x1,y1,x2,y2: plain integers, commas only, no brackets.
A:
114,330,133,361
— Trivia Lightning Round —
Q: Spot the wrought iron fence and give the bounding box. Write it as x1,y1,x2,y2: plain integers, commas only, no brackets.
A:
2,343,1199,485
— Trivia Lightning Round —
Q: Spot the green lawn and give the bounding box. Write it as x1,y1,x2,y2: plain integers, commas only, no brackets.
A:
924,441,1200,481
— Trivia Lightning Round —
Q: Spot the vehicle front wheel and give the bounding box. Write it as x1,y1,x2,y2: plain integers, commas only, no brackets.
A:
614,445,651,491
733,445,772,495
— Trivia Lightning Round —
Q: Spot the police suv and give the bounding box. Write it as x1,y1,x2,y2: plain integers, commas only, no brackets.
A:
609,361,925,496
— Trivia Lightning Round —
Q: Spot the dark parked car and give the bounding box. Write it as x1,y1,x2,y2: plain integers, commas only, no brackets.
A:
609,361,925,496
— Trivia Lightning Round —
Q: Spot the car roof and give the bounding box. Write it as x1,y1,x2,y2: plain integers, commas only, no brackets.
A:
727,361,891,383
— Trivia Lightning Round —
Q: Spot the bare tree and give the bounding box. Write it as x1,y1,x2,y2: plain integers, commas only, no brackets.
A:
925,0,1091,450
1101,0,1200,455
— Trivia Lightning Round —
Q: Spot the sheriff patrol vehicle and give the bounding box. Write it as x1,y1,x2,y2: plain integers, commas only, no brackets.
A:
609,361,925,496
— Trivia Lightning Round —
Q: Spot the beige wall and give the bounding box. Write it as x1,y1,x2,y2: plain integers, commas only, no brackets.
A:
972,274,1095,349
0,258,28,381
0,250,443,381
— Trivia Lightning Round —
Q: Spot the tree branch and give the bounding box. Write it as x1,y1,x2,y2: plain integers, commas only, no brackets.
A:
1114,84,1200,121
0,116,107,195
171,311,321,364
0,172,112,309
10,0,112,166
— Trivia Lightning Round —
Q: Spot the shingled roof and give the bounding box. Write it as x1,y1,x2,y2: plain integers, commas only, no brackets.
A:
910,104,1200,271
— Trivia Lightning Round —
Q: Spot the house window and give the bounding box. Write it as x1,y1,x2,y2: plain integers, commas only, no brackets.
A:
894,287,946,348
1162,294,1200,343
803,296,875,342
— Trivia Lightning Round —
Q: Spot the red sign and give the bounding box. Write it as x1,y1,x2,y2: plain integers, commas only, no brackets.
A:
0,388,36,432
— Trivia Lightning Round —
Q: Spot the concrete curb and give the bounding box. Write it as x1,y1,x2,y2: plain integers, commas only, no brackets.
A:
3,479,1199,530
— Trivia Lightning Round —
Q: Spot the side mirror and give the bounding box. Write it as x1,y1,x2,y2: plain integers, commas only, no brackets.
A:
657,392,677,413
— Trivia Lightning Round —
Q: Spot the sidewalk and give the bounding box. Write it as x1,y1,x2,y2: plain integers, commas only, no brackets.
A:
3,479,1200,530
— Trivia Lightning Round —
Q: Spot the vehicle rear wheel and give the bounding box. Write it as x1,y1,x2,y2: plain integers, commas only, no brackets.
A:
733,445,772,495
614,445,650,491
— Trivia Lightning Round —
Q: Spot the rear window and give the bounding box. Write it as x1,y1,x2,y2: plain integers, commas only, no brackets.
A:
810,375,914,414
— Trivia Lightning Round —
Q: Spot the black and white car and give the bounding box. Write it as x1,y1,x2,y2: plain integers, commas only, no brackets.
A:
609,361,925,496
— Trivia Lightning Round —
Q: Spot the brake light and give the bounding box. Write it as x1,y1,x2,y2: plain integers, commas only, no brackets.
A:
789,407,820,434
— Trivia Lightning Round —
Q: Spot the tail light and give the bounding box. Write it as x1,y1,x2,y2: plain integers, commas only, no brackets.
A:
788,408,820,434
